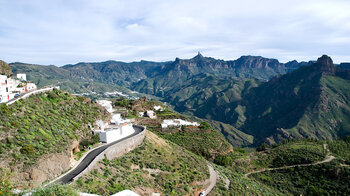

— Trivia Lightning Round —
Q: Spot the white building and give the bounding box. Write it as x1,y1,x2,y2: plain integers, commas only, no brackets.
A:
138,112,144,117
95,100,136,143
97,100,114,113
153,105,164,111
146,110,156,119
16,73,27,81
94,123,134,143
94,114,134,143
0,74,37,103
110,113,131,125
161,119,200,129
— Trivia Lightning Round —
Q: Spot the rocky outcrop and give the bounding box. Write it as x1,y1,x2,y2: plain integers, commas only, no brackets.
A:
0,60,12,75
29,153,71,185
10,140,81,187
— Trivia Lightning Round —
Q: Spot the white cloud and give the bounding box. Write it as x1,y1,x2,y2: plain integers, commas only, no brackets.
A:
0,0,350,65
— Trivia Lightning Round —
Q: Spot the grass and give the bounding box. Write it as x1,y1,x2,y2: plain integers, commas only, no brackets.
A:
0,89,108,187
23,184,79,196
250,160,350,195
210,165,283,196
72,131,209,196
153,127,233,161
252,140,327,169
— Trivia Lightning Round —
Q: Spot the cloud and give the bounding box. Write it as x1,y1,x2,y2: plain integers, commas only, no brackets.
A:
0,0,350,65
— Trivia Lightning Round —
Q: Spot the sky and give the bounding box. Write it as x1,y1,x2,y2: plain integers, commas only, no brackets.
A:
1,0,350,66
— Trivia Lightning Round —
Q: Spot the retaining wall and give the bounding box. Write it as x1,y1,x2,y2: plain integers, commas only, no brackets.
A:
72,125,146,181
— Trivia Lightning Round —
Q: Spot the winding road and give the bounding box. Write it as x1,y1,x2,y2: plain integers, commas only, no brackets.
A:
52,125,144,184
244,144,335,178
204,164,218,195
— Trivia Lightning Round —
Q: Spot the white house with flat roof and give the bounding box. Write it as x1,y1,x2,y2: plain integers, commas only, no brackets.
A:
146,110,156,118
161,119,200,129
153,105,164,111
94,114,135,143
95,100,136,143
16,73,27,81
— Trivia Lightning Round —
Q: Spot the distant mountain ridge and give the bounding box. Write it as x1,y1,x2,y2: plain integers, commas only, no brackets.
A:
138,55,350,146
9,54,313,94
7,54,350,147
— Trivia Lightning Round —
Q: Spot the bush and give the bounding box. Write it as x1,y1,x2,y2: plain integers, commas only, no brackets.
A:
20,144,35,155
199,122,211,130
30,184,79,196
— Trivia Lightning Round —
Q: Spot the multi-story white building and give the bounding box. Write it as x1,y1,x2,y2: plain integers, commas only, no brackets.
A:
94,100,136,143
0,74,37,103
94,113,135,143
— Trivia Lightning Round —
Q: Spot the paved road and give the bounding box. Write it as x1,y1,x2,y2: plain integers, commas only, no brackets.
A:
204,164,218,195
6,86,58,105
55,125,144,184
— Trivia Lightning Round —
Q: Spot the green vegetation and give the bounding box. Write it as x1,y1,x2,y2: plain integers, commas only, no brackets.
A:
252,140,327,168
0,169,14,196
328,136,350,163
214,149,247,167
25,184,79,196
210,165,283,195
129,100,233,161
72,132,209,196
113,97,135,108
0,89,108,170
250,160,350,195
153,128,232,160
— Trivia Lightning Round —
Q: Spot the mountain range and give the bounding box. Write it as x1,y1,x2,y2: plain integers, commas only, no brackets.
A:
9,54,310,93
5,54,350,147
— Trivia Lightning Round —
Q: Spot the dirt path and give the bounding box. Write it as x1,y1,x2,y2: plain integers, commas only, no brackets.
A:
244,144,335,178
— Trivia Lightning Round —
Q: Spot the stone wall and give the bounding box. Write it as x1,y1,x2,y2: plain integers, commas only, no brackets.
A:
72,125,146,182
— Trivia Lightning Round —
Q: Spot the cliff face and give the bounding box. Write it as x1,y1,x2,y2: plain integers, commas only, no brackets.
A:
11,150,71,187
0,60,13,75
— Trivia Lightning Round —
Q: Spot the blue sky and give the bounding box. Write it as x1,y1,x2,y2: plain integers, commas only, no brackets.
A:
1,0,350,65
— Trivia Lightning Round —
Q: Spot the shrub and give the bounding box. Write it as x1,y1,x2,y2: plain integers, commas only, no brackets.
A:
199,122,211,130
30,184,79,196
20,144,35,155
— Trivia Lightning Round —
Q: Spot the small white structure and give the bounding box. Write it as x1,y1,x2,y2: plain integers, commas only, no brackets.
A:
161,119,200,129
97,100,114,113
138,112,144,117
153,105,164,111
111,190,140,196
110,113,131,125
16,73,27,81
146,110,156,119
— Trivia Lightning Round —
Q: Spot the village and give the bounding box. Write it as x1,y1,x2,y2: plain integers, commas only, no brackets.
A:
94,98,200,144
0,73,37,103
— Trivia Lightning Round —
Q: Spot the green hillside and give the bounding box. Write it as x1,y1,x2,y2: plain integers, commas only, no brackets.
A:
10,62,125,93
154,55,350,146
235,55,350,145
0,89,109,187
72,131,210,196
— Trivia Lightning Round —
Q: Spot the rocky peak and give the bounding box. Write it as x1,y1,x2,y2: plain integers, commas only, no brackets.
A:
314,55,336,73
192,52,205,61
317,55,333,66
